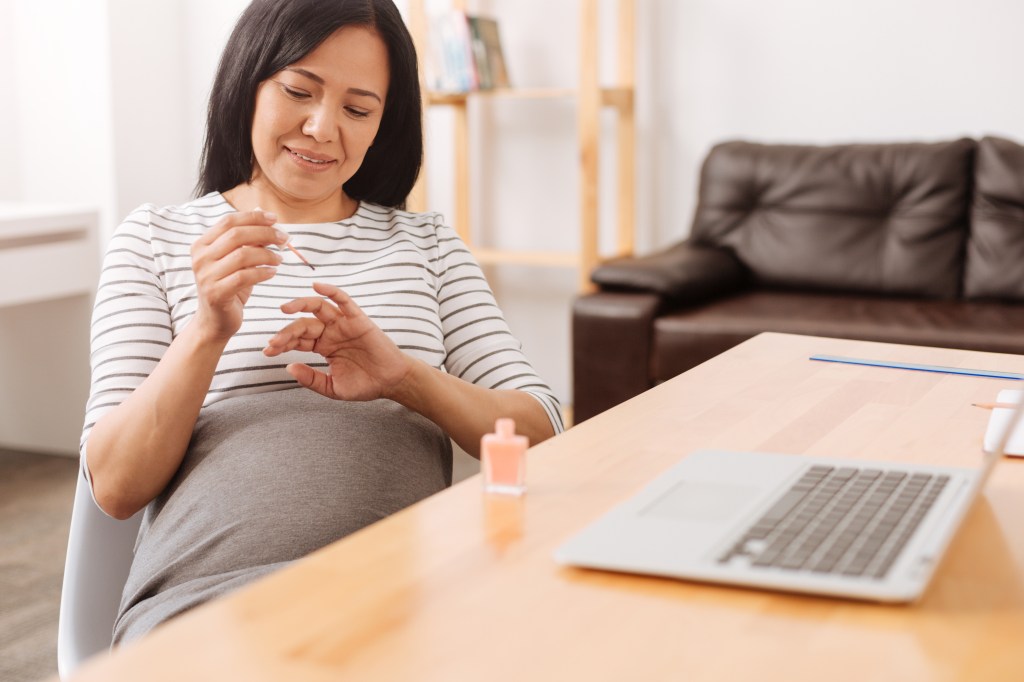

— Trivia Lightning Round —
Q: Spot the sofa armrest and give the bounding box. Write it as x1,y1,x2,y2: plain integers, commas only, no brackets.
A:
590,241,749,303
572,292,661,424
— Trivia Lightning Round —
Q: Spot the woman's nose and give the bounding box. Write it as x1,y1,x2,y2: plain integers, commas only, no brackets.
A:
301,107,337,142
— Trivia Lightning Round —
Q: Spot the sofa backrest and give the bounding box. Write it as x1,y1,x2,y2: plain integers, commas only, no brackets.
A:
964,136,1024,301
690,139,976,298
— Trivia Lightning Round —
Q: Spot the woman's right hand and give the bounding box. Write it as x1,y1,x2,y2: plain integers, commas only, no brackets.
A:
190,210,288,342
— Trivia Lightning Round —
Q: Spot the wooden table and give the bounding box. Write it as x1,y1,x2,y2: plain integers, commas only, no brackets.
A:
67,333,1024,681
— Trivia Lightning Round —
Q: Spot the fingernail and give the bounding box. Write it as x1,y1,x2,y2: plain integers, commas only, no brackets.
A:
263,211,278,221
274,229,289,242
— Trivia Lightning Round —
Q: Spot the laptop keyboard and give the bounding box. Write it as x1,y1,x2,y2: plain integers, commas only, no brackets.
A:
718,465,949,580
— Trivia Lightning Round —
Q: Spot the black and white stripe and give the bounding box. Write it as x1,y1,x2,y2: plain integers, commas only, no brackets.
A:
81,193,563,454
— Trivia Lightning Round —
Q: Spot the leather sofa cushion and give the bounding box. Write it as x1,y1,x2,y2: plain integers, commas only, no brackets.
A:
590,242,749,300
690,139,975,299
964,136,1024,300
651,290,1024,382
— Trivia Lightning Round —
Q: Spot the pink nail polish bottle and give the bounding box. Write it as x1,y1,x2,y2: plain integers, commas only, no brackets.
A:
482,418,528,496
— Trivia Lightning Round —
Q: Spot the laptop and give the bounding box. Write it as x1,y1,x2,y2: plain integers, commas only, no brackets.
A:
554,394,1024,602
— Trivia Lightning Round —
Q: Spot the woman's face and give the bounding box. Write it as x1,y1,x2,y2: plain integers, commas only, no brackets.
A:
249,25,389,206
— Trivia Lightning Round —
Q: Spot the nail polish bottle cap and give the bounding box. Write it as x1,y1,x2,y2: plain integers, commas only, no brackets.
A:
496,418,514,438
479,417,528,458
482,418,529,454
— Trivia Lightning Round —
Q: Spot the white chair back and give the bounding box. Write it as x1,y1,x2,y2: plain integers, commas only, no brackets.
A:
57,471,142,679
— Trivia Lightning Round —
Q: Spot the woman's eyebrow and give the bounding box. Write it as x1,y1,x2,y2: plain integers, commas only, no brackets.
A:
284,67,324,84
347,87,382,103
284,67,382,103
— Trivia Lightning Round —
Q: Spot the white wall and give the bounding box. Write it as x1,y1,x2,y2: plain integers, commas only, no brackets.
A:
105,0,249,238
180,0,250,195
0,1,21,201
0,0,116,454
9,0,117,226
4,0,1024,453
107,0,194,226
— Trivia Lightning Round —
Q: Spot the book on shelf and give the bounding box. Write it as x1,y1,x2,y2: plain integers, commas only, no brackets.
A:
468,15,510,90
425,10,510,93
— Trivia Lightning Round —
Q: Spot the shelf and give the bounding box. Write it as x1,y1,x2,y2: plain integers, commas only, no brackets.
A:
471,247,632,268
408,0,635,292
428,88,574,104
471,248,579,268
427,86,633,111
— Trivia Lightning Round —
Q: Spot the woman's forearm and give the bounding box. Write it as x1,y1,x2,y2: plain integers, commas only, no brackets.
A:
390,360,555,458
86,323,227,519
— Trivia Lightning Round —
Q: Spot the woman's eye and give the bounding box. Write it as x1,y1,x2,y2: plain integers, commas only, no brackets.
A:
280,84,310,100
345,107,371,119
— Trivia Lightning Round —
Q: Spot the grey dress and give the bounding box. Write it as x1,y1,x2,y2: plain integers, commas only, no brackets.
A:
113,389,452,644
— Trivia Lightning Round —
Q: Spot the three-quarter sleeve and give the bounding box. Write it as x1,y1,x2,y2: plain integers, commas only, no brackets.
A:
80,206,173,484
433,219,564,435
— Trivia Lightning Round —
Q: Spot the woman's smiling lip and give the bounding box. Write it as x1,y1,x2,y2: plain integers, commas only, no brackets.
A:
285,146,337,171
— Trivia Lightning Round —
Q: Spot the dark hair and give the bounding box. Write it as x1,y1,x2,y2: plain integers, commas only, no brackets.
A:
196,0,422,208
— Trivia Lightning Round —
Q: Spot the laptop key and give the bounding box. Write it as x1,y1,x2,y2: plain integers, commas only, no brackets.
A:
727,466,947,578
840,474,932,576
759,489,812,526
870,476,941,579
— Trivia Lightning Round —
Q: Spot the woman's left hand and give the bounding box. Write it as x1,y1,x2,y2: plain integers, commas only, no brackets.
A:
263,282,414,401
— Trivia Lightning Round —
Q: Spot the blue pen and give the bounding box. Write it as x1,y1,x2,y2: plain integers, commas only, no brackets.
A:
810,354,1024,381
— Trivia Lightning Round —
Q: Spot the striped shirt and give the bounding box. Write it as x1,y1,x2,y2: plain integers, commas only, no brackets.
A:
80,192,563,464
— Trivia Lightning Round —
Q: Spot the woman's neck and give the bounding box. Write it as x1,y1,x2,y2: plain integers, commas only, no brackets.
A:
221,182,358,223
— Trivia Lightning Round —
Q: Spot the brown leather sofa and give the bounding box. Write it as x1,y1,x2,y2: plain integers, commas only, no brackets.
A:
573,136,1024,423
